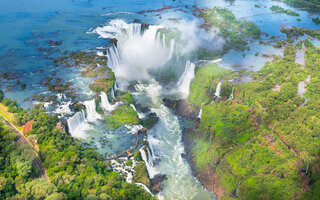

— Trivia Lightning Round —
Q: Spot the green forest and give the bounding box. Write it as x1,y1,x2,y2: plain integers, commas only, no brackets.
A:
187,40,320,199
0,94,154,199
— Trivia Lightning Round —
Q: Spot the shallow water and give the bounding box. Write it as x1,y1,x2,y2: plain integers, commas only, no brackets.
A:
1,0,319,106
1,0,320,199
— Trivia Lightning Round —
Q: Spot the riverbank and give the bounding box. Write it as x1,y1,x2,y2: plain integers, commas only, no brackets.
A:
182,127,225,199
164,97,224,199
175,40,320,199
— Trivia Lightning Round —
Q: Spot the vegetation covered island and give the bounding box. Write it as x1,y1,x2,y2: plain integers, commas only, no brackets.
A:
1,0,320,199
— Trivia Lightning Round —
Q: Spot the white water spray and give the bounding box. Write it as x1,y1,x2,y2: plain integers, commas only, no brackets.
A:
67,110,90,138
214,82,222,98
139,148,157,179
198,102,205,119
93,19,175,80
84,99,101,122
176,60,195,99
228,86,234,100
111,87,116,99
92,20,214,199
100,92,119,112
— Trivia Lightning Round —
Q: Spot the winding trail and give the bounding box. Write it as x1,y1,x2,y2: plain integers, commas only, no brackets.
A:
0,106,49,181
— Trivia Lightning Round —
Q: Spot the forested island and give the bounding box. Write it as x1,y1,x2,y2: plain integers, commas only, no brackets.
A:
1,0,320,199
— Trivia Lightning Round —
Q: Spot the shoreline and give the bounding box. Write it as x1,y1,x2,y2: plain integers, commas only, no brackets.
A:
164,98,225,199
182,127,225,199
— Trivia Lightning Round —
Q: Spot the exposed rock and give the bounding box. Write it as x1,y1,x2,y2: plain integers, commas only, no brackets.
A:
141,23,150,31
150,174,167,194
127,81,139,92
138,128,147,134
141,112,159,129
109,38,118,45
135,103,151,113
163,98,198,121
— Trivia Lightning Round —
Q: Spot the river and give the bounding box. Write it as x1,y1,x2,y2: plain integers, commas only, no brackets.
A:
1,0,320,199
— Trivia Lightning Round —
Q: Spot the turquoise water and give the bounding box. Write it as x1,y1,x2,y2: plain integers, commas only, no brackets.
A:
1,0,320,199
1,0,319,106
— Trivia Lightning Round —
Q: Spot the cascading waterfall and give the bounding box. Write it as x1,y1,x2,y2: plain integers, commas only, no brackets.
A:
67,110,87,137
100,92,118,112
107,44,120,70
198,102,205,119
92,20,214,199
111,87,116,99
176,60,195,99
135,183,153,195
84,99,101,122
214,82,222,98
94,19,175,80
67,99,100,138
167,39,175,62
228,86,234,100
130,104,145,118
139,148,156,179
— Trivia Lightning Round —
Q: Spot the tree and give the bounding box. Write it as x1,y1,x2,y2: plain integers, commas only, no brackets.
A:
45,192,67,200
19,179,58,200
16,161,33,178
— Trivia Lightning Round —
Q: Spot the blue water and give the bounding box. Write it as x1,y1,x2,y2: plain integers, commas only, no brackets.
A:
1,0,320,198
1,0,319,107
0,0,199,107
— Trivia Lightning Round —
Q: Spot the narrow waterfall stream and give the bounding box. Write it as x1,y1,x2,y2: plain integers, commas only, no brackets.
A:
92,19,215,199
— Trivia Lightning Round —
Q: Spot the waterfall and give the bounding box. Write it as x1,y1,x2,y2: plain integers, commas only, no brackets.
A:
100,92,118,112
162,34,166,50
67,99,99,138
176,60,195,99
92,20,213,199
135,183,153,196
235,181,240,197
84,99,101,122
107,44,120,70
67,110,87,137
130,104,145,118
168,39,175,61
111,87,116,99
214,82,222,98
228,86,234,100
139,148,156,179
95,19,175,80
114,81,118,91
198,102,205,119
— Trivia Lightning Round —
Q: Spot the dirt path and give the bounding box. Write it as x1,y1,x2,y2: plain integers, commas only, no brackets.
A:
0,107,49,181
